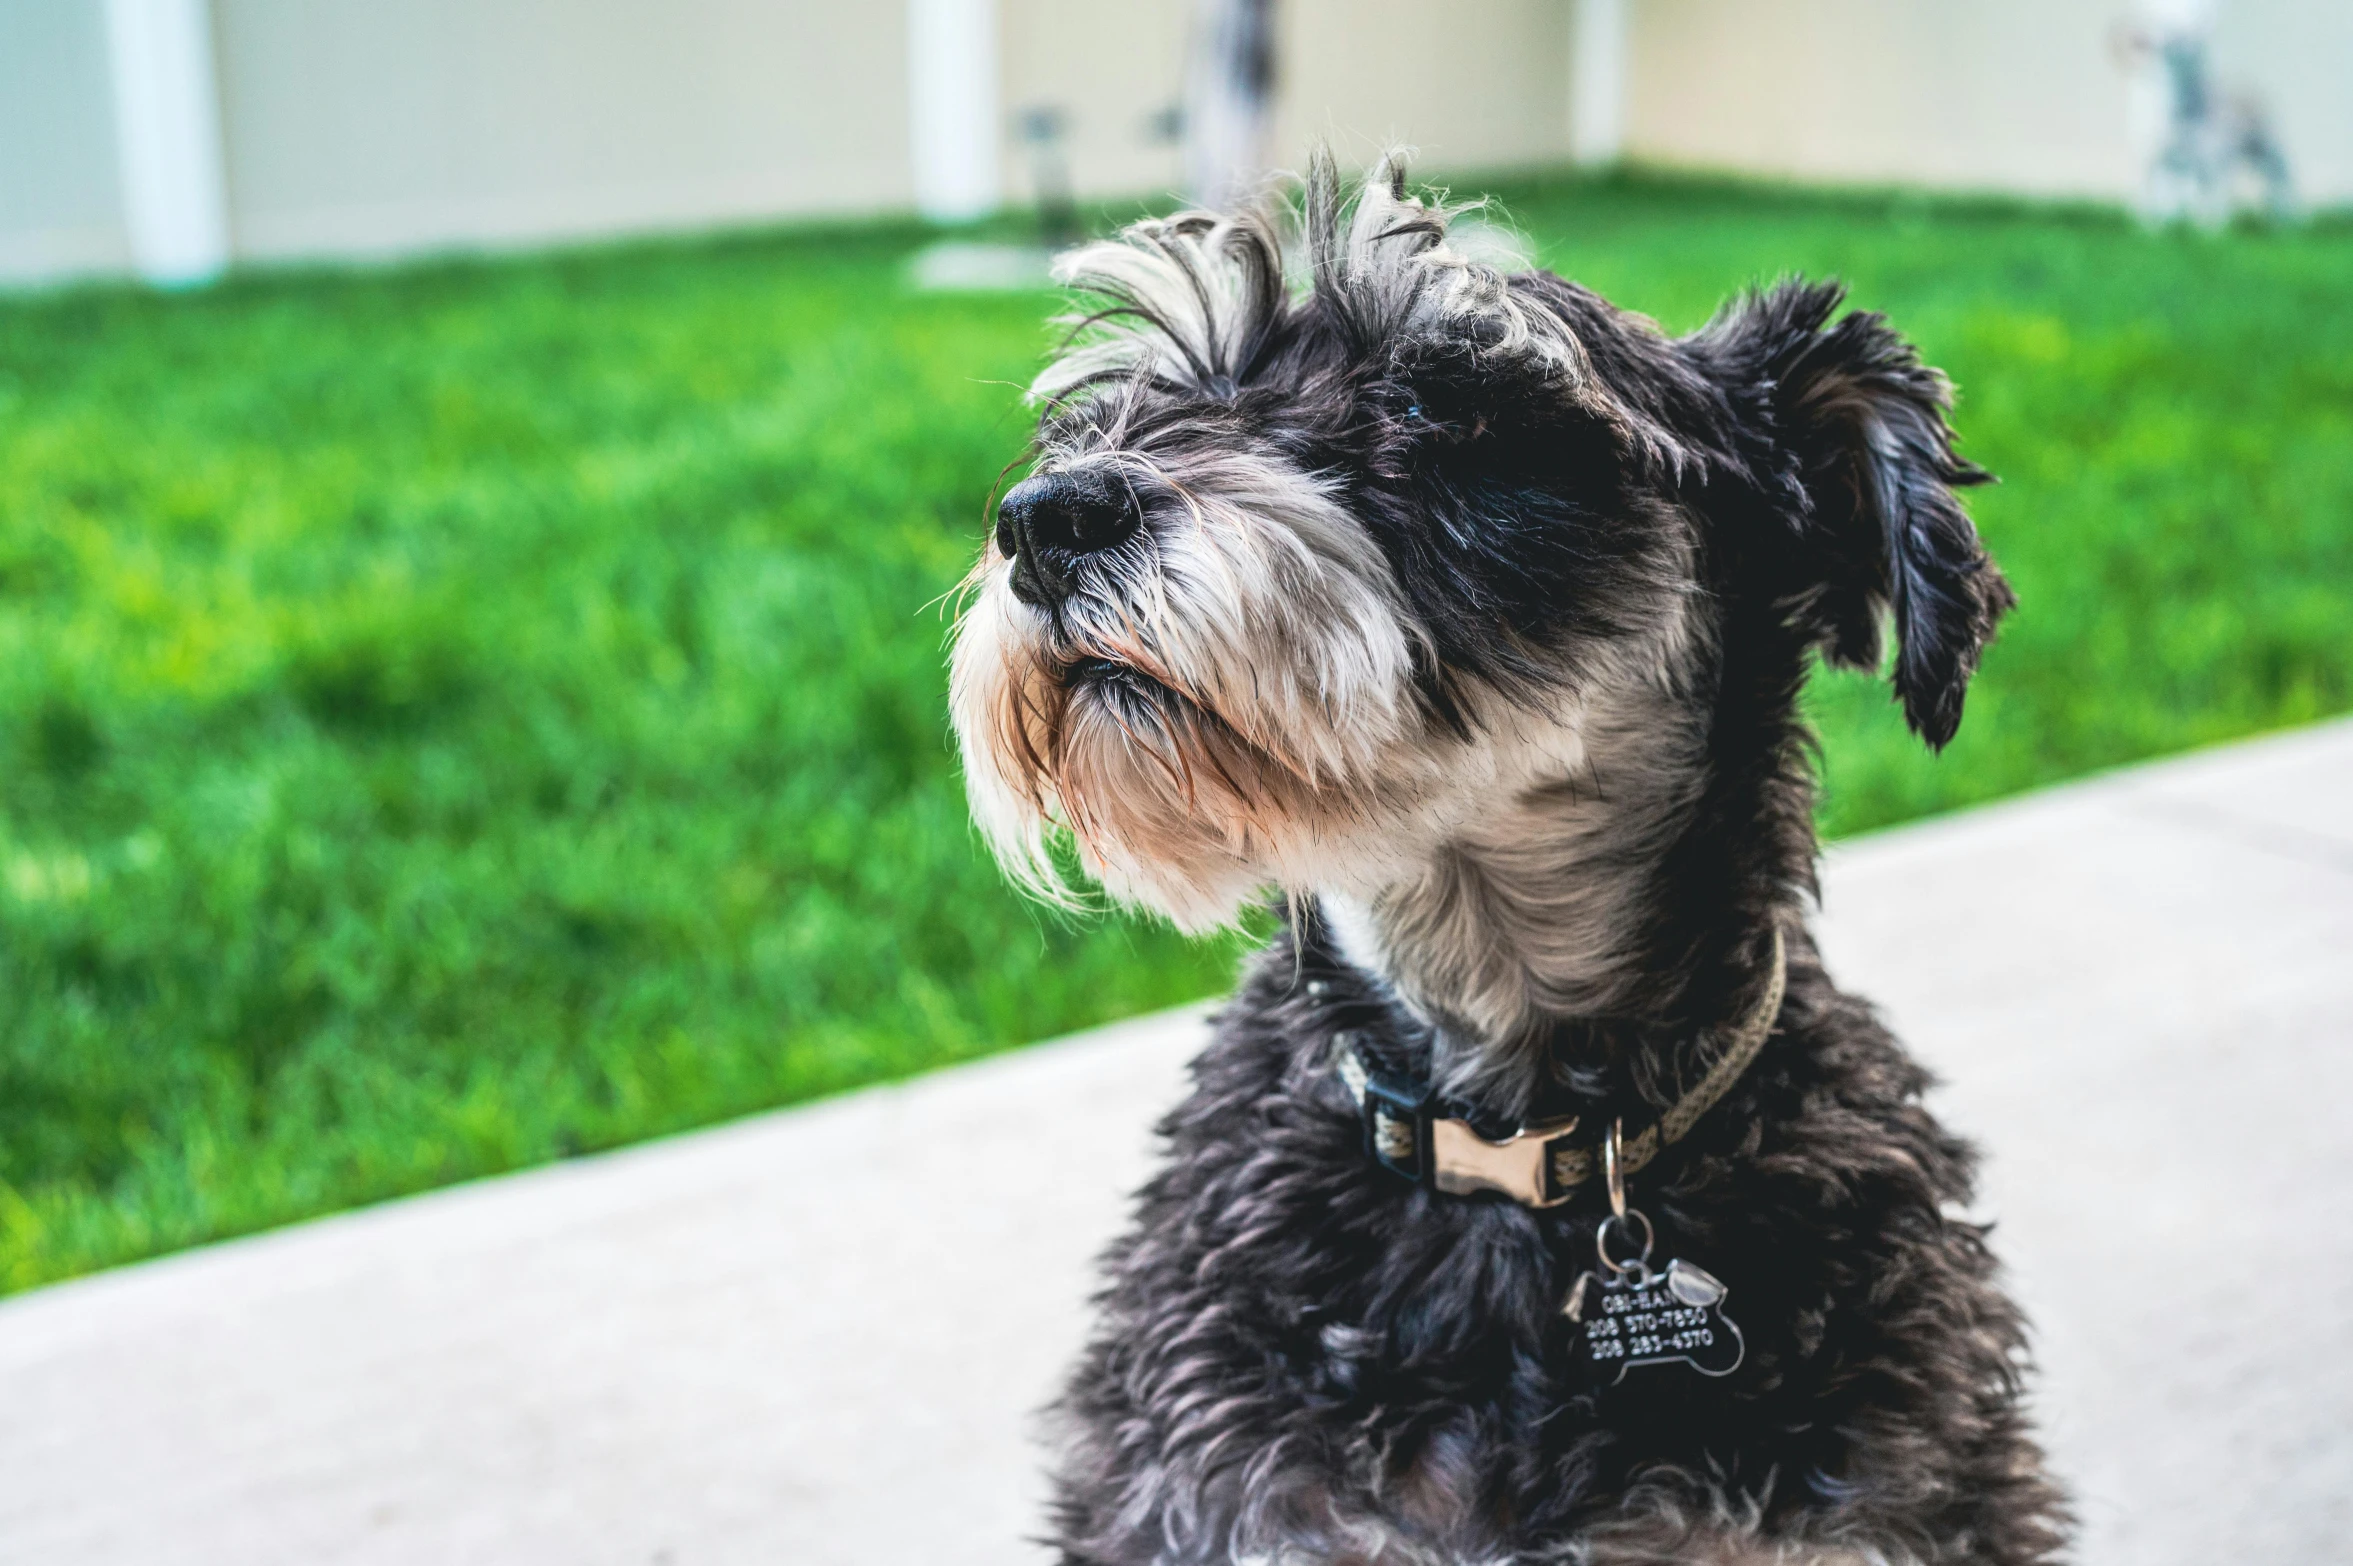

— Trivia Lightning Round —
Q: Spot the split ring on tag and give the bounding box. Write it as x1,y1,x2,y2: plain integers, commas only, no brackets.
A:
1595,1208,1654,1279
1604,1115,1628,1219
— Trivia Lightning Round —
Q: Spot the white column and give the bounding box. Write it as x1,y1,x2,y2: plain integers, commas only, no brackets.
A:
103,0,231,286
1569,0,1628,168
1185,0,1276,212
908,0,1002,223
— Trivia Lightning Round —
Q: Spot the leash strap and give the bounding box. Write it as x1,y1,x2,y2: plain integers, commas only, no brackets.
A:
1336,928,1787,1209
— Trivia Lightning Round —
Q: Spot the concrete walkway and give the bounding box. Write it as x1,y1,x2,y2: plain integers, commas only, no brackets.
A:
3,721,2349,1566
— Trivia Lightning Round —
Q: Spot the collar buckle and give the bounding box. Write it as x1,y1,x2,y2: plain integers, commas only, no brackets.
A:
1339,1044,1580,1204
1432,1114,1583,1207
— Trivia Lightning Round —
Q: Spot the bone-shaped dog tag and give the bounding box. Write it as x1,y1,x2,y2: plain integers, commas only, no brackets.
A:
1564,1122,1746,1383
1563,1241,1744,1382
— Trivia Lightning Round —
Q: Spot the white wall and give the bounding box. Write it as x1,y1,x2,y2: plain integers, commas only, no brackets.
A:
993,0,1577,212
5,0,2349,288
2212,0,2353,204
1627,0,2139,200
0,0,132,283
1274,0,1575,179
999,0,1189,205
211,0,914,263
16,0,1560,286
1625,0,2353,207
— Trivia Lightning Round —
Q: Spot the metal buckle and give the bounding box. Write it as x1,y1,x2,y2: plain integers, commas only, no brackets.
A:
1432,1114,1583,1207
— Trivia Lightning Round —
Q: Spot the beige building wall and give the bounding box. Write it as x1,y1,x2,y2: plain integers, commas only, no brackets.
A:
8,0,2349,287
1275,0,1573,179
2212,0,2353,203
994,0,1575,211
0,0,132,283
1626,0,2139,200
211,0,915,264
1625,0,2353,207
999,0,1188,206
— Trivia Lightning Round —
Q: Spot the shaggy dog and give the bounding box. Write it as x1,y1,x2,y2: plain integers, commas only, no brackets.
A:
949,155,2067,1565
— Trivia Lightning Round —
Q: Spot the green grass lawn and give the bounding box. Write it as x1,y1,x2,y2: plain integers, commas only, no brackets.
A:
2,174,2348,1294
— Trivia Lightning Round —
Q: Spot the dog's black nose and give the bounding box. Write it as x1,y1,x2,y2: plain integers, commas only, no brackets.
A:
996,470,1139,606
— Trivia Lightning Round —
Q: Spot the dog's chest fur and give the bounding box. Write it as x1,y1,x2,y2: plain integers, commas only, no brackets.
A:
1045,930,2059,1566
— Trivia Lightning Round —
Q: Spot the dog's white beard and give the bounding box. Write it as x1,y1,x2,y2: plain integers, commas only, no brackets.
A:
947,459,1438,932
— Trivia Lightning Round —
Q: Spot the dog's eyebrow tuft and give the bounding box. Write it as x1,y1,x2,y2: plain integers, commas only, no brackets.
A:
1031,151,1570,416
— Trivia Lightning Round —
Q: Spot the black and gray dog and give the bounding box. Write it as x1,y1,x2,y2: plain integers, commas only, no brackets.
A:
949,156,2067,1565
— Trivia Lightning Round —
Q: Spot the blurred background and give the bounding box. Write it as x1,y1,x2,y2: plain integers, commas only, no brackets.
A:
0,0,2348,1296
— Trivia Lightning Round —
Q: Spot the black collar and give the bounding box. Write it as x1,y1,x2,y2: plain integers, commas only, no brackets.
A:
1332,929,1788,1208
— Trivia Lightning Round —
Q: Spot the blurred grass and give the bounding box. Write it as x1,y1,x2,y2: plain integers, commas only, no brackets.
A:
2,176,2348,1293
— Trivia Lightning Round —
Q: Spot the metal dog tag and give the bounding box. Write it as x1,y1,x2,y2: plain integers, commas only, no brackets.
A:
1560,1119,1744,1383
1563,1243,1745,1382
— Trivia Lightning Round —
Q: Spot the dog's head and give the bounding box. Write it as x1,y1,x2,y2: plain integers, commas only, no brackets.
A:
949,156,2009,932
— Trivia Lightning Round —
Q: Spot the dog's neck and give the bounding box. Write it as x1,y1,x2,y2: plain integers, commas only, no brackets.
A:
1317,762,1684,1099
1316,648,1810,1118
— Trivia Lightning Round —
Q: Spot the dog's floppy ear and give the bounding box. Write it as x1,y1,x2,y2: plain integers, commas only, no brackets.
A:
1711,281,2013,749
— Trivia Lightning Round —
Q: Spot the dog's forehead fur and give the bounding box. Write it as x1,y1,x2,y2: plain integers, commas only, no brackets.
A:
1031,156,1584,419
